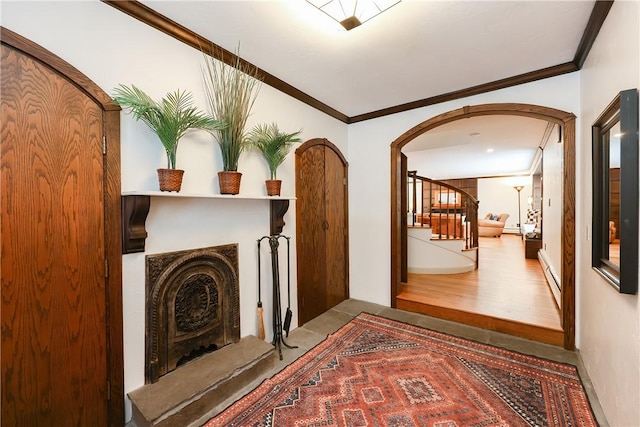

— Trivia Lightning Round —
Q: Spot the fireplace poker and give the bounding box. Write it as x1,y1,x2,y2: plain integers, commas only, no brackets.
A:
283,235,292,337
258,234,297,360
256,238,266,340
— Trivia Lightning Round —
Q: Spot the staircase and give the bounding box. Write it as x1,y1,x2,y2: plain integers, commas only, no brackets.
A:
408,227,476,274
407,172,480,270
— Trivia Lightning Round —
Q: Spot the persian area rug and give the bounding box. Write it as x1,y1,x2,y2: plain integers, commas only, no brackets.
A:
205,313,597,427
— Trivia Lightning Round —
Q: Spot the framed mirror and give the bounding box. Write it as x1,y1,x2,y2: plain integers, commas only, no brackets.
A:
592,88,638,294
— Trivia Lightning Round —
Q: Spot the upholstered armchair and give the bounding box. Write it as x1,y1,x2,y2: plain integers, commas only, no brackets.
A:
478,213,509,237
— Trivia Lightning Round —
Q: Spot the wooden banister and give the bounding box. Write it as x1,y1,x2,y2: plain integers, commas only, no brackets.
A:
407,172,479,266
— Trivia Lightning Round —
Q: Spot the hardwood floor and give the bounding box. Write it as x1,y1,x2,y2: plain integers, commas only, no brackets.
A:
397,234,564,346
609,240,620,265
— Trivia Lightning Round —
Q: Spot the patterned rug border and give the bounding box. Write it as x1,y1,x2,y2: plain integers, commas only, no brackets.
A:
356,313,593,387
357,312,583,373
356,311,600,425
207,311,600,426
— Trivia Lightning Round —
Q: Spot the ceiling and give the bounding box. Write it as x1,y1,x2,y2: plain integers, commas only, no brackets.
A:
123,0,603,178
403,115,551,179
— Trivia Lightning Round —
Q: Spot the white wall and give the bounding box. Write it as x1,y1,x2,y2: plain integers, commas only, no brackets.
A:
5,1,637,424
1,2,348,422
578,1,640,426
348,74,580,306
477,177,532,233
541,124,564,288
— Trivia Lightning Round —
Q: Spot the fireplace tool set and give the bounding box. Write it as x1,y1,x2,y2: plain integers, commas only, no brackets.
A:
257,234,297,360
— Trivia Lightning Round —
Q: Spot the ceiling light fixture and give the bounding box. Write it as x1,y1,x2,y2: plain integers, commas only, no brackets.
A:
306,0,402,31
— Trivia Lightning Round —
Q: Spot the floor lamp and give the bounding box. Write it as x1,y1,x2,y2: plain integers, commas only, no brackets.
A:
514,185,524,236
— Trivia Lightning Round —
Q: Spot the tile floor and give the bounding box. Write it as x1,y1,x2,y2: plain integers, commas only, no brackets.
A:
188,299,608,427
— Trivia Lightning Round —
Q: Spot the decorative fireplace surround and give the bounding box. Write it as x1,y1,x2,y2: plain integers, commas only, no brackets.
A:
145,244,240,384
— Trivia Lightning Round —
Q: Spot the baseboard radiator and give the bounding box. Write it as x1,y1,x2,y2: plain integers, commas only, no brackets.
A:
538,249,561,308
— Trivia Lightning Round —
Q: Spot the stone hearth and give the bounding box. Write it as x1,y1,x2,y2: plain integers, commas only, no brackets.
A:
129,243,276,427
129,336,274,427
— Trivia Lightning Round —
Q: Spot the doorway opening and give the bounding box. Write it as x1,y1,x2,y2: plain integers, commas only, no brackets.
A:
390,103,576,349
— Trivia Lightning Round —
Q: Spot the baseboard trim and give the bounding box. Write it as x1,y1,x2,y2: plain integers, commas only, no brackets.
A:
538,249,561,309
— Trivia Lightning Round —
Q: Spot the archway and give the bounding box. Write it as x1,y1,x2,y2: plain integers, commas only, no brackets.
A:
390,103,576,349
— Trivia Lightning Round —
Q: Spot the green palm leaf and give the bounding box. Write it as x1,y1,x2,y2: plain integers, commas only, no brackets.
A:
248,123,302,179
112,84,225,169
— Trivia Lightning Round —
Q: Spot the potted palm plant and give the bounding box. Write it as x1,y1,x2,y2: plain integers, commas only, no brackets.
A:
248,123,302,196
202,46,262,194
112,84,224,192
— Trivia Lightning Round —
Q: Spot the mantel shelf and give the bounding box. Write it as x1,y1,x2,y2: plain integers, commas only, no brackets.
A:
122,190,296,201
121,192,293,254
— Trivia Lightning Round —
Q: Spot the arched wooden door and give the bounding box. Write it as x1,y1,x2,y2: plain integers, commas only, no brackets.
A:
1,28,123,425
295,139,349,325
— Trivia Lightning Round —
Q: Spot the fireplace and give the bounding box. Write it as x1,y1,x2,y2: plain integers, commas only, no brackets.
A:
145,244,240,384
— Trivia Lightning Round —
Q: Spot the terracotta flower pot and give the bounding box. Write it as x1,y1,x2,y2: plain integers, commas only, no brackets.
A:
157,168,184,192
265,179,282,196
218,171,242,195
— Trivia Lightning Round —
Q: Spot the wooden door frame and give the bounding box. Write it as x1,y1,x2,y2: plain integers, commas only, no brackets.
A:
295,138,350,324
390,103,576,350
1,27,124,424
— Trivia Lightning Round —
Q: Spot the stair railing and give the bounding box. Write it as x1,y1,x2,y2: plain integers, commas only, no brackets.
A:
407,171,479,256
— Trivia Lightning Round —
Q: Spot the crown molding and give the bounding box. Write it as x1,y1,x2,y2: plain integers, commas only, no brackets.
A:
573,0,614,68
101,0,348,123
103,0,611,124
349,62,579,123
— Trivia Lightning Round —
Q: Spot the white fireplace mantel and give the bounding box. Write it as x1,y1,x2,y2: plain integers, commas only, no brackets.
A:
121,191,295,254
121,190,295,200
